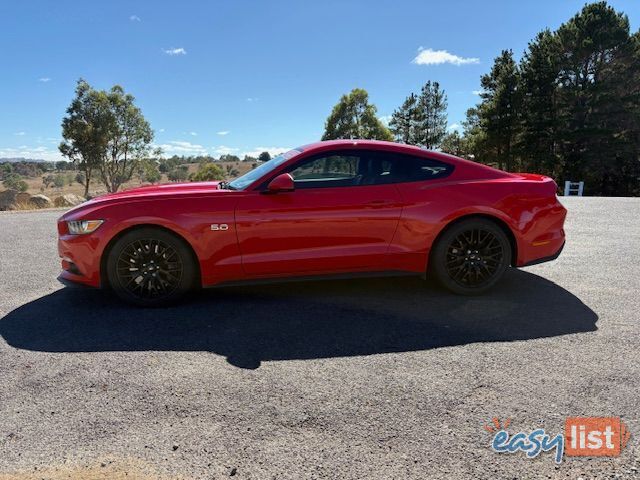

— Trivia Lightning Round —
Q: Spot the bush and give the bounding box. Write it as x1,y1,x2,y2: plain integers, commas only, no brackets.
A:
167,168,188,182
53,175,65,189
3,174,28,192
15,180,28,192
189,162,226,182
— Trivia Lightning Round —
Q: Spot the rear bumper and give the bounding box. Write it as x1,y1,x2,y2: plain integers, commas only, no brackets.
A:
514,198,567,267
520,240,565,267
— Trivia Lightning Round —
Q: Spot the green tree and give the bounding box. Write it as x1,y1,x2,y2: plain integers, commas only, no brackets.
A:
136,159,162,184
42,174,55,188
190,162,226,182
322,88,393,141
219,154,241,163
389,93,418,144
75,172,86,186
167,166,188,182
554,1,637,195
3,174,28,192
99,85,154,192
462,2,640,196
258,151,271,162
477,50,521,171
461,107,489,163
414,81,448,149
53,175,65,189
518,30,561,176
0,163,14,179
60,80,154,194
440,130,467,157
59,79,109,197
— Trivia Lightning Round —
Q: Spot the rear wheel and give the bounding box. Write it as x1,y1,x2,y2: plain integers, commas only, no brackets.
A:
106,228,198,307
431,218,511,295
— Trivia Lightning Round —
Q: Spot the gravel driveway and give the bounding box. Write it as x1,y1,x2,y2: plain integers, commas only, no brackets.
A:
0,197,638,479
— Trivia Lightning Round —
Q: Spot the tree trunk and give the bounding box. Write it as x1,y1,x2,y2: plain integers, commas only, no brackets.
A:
83,170,90,198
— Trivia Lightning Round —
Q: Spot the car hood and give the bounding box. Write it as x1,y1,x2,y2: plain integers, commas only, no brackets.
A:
61,181,233,219
104,181,225,198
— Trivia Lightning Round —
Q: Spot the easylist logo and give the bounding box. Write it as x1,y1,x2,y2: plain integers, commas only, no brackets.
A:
565,417,631,457
486,416,631,463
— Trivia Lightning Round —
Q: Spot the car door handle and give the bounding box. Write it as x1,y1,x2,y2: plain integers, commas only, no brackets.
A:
367,200,394,208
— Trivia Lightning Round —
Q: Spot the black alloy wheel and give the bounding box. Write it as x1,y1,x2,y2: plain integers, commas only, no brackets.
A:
431,218,511,295
106,228,197,307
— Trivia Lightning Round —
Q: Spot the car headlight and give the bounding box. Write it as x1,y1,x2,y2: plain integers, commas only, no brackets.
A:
67,220,104,235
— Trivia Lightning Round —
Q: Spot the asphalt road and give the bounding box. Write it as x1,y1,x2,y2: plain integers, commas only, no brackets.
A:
0,197,638,479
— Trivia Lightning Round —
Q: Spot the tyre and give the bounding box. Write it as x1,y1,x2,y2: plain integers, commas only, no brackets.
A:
431,218,511,295
106,227,198,307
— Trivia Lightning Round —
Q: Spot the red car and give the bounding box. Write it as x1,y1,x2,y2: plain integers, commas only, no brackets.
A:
58,140,566,306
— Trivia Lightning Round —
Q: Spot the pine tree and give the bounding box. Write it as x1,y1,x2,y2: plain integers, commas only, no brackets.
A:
477,50,520,171
414,81,448,149
389,93,418,144
518,30,561,177
440,130,467,157
555,1,634,194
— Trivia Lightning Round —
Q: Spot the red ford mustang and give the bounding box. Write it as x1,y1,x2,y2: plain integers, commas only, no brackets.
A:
57,140,566,306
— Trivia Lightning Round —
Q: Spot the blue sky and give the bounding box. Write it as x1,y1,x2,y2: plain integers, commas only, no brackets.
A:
1,0,639,161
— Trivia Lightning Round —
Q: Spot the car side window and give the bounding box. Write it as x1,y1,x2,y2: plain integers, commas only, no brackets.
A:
288,154,361,189
369,152,453,184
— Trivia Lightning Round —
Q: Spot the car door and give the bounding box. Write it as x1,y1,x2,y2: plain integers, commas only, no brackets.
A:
234,150,403,276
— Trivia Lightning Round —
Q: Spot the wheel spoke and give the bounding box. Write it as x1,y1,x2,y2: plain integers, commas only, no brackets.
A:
116,238,184,300
444,227,504,289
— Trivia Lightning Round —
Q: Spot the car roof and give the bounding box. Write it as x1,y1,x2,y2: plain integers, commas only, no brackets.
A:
297,139,510,177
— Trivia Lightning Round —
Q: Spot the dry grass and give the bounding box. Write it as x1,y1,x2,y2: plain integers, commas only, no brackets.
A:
0,458,179,480
22,161,254,198
9,201,37,211
3,161,255,212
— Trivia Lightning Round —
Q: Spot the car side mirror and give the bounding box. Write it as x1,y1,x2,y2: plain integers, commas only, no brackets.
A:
266,173,295,193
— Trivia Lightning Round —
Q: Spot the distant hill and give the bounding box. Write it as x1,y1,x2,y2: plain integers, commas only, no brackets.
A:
0,157,47,163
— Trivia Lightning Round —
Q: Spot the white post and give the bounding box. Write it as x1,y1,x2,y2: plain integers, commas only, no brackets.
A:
564,180,584,196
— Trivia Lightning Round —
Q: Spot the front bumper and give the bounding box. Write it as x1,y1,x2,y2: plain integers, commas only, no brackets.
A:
57,273,97,289
58,233,103,288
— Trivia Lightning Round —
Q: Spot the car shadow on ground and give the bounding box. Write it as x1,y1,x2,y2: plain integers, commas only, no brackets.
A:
0,269,597,369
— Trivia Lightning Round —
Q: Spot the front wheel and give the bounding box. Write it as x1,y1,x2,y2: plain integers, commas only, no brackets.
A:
431,218,511,295
106,228,198,307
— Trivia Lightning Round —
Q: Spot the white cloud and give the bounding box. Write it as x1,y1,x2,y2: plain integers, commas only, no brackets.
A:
38,77,51,82
246,97,258,102
14,131,26,136
129,15,141,22
448,123,462,131
164,47,187,56
378,115,392,127
212,145,240,156
158,128,165,133
152,142,291,159
472,90,483,95
210,145,289,158
189,131,197,136
240,146,292,158
155,140,207,156
412,48,479,66
216,131,230,136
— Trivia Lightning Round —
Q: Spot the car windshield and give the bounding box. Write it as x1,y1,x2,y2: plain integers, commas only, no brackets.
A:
227,148,303,190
